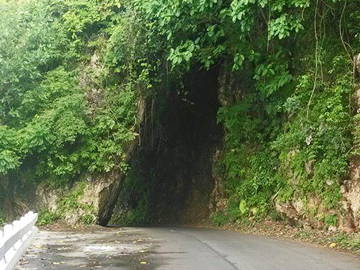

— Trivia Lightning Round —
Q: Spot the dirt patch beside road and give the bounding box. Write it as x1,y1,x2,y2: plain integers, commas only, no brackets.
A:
207,219,360,255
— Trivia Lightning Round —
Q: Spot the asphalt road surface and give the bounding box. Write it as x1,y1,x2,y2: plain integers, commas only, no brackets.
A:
16,227,360,270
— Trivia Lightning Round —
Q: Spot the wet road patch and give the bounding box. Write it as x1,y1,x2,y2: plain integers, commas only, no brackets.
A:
16,227,157,270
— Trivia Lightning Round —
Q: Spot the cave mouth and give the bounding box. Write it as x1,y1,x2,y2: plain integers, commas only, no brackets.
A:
108,67,223,225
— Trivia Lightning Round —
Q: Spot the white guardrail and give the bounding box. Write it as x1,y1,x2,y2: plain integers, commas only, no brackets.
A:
0,212,38,270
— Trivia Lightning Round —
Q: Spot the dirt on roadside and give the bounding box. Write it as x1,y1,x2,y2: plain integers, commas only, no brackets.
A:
193,219,360,256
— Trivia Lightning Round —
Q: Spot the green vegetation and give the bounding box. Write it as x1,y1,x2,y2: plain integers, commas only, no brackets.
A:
0,212,4,226
37,210,61,226
293,229,360,252
331,233,360,251
1,0,360,228
0,0,138,181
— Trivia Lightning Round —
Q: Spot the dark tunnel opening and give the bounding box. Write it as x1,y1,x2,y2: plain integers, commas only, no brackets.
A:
106,67,223,225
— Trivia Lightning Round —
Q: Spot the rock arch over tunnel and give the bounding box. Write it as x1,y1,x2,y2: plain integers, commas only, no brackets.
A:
103,67,223,225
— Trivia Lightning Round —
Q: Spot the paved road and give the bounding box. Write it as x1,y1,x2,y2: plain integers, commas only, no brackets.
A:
17,227,360,270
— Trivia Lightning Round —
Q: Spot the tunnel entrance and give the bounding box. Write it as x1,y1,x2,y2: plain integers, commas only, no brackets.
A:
109,67,223,225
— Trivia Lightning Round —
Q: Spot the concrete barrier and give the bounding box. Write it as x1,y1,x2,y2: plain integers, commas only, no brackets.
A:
0,212,38,270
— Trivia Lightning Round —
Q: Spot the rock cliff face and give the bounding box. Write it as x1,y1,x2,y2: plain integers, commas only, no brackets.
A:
208,61,360,232
1,172,124,225
3,60,360,232
343,56,360,231
2,67,222,226
342,158,360,231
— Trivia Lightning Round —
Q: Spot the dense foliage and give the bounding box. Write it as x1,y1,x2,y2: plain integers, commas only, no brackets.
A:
1,0,360,227
0,0,138,182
